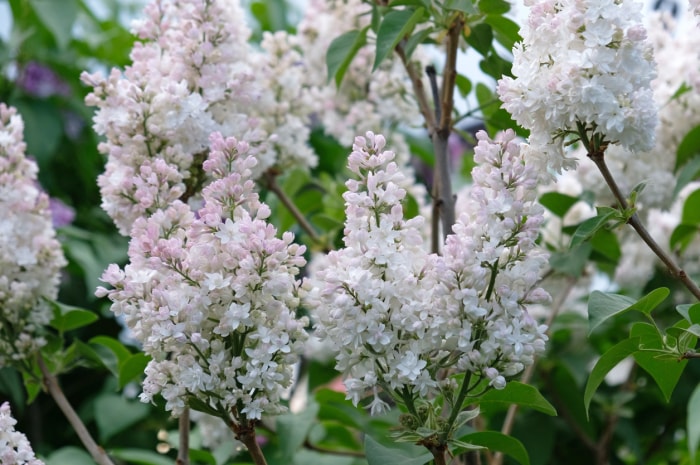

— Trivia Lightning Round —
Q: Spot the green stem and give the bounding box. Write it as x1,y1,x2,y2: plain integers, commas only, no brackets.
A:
441,372,473,444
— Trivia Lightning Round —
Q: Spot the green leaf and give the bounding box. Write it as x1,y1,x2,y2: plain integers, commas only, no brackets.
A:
682,188,700,224
453,408,481,429
589,228,621,264
276,401,320,461
187,396,222,418
548,243,592,278
477,0,511,14
484,15,521,51
110,449,176,465
539,192,580,218
11,99,63,165
374,8,425,71
583,337,640,417
587,288,669,334
455,73,472,98
670,223,699,253
188,449,217,465
29,0,78,49
326,27,369,87
404,26,435,59
90,336,132,365
48,301,98,333
456,432,530,465
119,353,150,388
689,384,700,461
677,303,700,324
632,287,671,314
673,155,700,198
465,23,493,56
444,0,477,14
94,393,150,442
631,322,689,402
587,291,635,334
364,435,433,465
78,336,133,379
570,210,617,249
45,446,95,465
0,368,25,409
477,381,556,416
676,125,700,171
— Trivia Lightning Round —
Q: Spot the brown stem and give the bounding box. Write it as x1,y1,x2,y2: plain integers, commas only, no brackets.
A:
588,150,700,301
263,170,326,250
681,351,700,359
395,43,437,131
37,354,116,465
430,16,462,243
429,445,449,465
176,407,190,465
231,420,268,465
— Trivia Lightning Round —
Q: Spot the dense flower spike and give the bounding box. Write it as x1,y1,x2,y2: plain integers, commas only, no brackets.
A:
441,131,550,386
498,0,657,166
0,402,45,465
304,132,549,414
304,132,440,413
0,104,67,368
97,133,308,421
82,0,318,234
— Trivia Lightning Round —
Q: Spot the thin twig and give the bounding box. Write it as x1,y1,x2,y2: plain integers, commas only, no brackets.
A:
37,354,116,465
588,150,700,301
263,170,325,249
176,407,190,465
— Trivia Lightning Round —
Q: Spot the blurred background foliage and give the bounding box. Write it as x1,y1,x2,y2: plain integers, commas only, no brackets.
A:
0,0,699,464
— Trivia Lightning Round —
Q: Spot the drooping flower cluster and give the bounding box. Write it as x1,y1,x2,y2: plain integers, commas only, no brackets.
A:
304,131,549,413
97,133,308,421
0,402,44,465
0,104,66,368
539,12,700,288
82,0,318,235
498,0,657,166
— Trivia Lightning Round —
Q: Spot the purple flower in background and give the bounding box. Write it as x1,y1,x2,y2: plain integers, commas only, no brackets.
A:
48,197,76,228
18,62,70,98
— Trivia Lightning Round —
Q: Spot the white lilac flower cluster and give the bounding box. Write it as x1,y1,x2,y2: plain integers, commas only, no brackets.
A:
0,402,44,465
498,0,657,168
539,13,700,288
81,0,318,235
97,133,308,421
303,131,549,414
0,104,66,368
